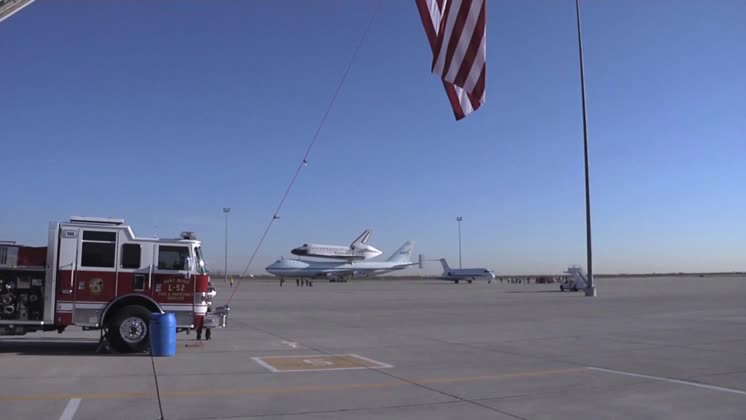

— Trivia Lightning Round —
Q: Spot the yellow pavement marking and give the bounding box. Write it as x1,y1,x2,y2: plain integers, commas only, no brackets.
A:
0,367,585,402
263,355,377,370
255,354,392,372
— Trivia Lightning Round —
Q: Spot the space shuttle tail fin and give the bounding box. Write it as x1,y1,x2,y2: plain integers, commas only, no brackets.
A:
350,229,373,247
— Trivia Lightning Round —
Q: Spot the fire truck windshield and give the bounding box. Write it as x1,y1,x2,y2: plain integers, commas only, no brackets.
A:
195,246,208,274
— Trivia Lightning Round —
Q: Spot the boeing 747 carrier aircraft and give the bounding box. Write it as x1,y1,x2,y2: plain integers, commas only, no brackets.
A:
268,241,421,281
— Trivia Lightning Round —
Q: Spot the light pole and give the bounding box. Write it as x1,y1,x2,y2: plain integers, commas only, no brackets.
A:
456,216,463,269
223,208,230,286
575,0,596,297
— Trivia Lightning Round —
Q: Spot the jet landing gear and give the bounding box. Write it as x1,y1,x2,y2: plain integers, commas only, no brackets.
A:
296,278,313,287
453,278,474,284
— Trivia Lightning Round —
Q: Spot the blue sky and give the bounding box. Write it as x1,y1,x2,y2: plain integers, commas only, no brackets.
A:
1,0,744,275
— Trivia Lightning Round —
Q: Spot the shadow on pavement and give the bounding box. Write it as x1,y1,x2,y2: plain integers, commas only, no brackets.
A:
0,339,126,356
504,290,565,294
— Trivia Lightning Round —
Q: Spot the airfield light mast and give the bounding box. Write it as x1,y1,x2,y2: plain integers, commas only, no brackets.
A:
456,216,463,269
575,0,596,297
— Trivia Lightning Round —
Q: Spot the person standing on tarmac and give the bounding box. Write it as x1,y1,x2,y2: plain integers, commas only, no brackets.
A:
196,307,212,340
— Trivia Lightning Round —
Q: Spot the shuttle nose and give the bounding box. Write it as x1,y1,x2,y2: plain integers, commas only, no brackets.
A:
368,246,382,257
291,247,307,256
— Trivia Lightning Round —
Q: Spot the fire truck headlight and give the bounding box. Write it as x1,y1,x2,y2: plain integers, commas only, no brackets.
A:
197,292,214,305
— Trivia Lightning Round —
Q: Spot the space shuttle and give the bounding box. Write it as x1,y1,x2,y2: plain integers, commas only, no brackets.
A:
291,229,382,261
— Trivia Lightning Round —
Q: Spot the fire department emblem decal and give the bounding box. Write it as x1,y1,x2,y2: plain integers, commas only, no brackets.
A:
89,278,104,295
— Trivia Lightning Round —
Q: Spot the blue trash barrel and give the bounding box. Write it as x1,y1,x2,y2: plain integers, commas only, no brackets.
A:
150,312,176,357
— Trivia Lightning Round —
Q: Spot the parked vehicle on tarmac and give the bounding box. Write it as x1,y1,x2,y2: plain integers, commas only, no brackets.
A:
559,266,589,292
0,217,229,352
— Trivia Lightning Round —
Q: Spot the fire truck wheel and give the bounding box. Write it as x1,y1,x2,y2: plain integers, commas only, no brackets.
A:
109,305,152,353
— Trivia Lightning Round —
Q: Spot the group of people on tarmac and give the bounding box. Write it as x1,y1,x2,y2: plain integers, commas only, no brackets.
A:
279,278,312,287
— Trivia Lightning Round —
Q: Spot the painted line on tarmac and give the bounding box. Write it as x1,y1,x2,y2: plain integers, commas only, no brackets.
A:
281,340,299,349
588,367,746,396
252,356,280,373
0,367,585,402
59,398,81,420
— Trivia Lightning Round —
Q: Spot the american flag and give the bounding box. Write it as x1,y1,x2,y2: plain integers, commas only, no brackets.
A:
0,0,36,23
415,0,487,120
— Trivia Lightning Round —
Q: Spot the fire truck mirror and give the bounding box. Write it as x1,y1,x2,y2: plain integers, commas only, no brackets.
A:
185,257,194,279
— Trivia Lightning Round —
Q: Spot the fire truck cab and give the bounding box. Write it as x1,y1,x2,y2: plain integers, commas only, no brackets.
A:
0,217,228,352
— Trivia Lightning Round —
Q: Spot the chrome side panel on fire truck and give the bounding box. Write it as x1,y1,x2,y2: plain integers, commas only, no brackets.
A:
55,223,79,326
43,222,58,324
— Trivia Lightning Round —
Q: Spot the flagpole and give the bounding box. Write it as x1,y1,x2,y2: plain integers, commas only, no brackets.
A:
575,0,596,297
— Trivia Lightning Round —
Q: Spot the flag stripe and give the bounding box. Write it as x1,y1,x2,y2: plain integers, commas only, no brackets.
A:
458,86,473,115
463,30,485,93
444,0,482,83
432,0,465,76
415,0,439,52
431,0,456,75
432,0,445,29
452,3,485,87
470,65,486,106
443,81,466,120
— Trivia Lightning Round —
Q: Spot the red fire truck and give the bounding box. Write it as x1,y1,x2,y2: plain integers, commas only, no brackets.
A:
0,217,228,352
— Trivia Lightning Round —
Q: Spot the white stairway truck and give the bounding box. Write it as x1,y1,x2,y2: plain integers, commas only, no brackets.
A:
560,266,589,292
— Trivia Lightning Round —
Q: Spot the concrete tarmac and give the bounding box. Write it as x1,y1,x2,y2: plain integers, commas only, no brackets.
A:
2,275,746,419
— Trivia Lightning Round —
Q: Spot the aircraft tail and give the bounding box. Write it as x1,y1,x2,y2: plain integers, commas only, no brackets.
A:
350,229,373,247
439,258,450,273
386,241,414,263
